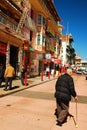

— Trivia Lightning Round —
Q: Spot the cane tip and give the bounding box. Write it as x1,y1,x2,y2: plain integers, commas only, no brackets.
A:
75,124,78,128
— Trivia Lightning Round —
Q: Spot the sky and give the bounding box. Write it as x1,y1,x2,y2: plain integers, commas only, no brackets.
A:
54,0,87,60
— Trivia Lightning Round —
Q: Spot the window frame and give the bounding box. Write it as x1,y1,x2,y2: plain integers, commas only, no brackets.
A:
37,14,46,25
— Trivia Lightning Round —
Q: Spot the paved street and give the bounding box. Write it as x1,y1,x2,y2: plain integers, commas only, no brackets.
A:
0,74,87,130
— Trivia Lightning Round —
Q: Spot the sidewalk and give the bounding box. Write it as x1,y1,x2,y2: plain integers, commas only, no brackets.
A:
0,75,57,97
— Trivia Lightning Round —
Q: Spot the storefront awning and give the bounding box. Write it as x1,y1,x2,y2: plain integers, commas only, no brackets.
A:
24,42,38,53
54,59,61,64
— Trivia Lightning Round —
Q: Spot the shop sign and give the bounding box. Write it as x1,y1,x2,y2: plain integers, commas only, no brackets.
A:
0,43,6,54
45,53,51,60
35,45,42,51
24,41,29,50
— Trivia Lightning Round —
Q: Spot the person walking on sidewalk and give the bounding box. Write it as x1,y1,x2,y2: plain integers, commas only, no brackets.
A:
54,68,78,126
21,66,26,85
46,65,50,77
4,64,15,90
0,64,5,87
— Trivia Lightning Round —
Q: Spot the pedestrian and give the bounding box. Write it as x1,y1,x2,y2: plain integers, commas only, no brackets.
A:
21,66,26,85
0,64,5,87
45,65,50,77
54,68,78,126
4,64,15,90
55,64,59,77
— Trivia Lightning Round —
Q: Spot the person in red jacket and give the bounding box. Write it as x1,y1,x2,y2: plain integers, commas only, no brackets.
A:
4,64,15,90
54,68,78,126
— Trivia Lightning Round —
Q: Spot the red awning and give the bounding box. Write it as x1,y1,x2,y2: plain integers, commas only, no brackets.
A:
43,59,51,64
54,59,61,64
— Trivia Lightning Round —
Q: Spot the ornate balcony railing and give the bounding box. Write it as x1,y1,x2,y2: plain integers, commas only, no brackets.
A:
0,12,17,31
4,0,22,14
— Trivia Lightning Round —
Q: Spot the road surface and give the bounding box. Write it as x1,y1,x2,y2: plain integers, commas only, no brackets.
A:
0,74,87,130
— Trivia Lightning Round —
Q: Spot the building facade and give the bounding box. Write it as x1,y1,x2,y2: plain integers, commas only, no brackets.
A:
60,34,76,67
0,0,25,76
0,0,62,77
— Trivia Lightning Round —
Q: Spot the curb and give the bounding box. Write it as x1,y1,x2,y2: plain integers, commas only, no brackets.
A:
0,77,57,98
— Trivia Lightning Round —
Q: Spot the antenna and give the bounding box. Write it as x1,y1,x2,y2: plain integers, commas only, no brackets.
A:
66,22,69,34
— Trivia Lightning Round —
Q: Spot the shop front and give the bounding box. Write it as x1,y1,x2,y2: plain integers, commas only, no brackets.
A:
23,41,44,77
10,45,19,75
0,28,24,77
29,52,44,77
0,42,6,67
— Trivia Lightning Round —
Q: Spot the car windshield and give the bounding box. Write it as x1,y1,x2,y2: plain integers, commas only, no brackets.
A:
78,69,82,71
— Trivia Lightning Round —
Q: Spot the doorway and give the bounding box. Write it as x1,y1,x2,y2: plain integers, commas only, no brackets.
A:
10,45,18,75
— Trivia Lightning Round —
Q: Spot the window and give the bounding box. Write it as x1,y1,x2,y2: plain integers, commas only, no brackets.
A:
14,25,17,31
37,14,46,25
37,34,45,45
42,35,45,45
55,34,58,40
30,31,33,41
3,17,7,24
37,14,41,24
43,17,46,25
0,14,2,22
37,34,41,45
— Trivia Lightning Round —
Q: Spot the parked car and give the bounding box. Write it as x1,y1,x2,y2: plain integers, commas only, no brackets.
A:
83,70,87,75
76,69,83,74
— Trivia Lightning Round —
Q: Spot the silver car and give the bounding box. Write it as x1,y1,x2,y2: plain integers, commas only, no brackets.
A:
83,70,87,75
76,69,83,74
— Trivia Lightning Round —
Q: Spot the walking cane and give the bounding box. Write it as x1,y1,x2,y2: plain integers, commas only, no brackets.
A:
72,101,78,128
75,101,78,128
